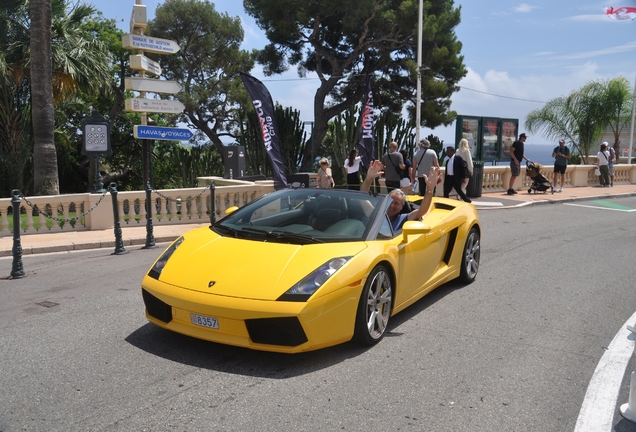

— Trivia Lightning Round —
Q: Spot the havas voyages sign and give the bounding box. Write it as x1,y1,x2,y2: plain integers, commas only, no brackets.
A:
357,77,375,168
240,73,287,189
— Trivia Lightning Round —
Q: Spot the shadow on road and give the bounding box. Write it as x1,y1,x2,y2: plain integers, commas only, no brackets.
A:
125,279,464,378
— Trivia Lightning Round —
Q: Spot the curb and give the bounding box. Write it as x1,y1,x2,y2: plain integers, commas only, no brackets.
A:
0,235,179,258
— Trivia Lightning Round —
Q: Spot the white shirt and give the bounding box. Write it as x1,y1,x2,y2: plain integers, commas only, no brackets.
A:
344,156,362,173
447,155,455,176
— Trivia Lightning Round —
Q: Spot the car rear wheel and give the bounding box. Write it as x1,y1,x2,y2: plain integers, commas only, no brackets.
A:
353,265,393,345
459,227,480,283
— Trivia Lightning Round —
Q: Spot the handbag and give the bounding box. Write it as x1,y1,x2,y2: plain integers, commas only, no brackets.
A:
594,167,600,176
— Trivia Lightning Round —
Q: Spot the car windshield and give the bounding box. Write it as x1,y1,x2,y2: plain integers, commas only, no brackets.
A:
213,189,384,244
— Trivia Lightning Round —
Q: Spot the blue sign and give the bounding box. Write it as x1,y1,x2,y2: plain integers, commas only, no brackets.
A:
134,125,193,141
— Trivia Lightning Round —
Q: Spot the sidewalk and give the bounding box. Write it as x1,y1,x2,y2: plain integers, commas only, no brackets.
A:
1,184,634,257
469,182,636,209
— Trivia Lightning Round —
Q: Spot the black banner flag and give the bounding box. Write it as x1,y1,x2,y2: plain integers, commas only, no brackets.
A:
357,77,375,168
240,73,287,189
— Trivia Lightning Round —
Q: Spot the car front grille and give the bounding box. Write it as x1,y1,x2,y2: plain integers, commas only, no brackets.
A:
142,289,173,323
245,317,308,347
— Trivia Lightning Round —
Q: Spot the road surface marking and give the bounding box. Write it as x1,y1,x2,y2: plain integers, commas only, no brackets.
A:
574,311,636,432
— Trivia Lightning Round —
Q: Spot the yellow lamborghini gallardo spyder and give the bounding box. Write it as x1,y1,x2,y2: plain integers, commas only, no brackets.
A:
141,187,480,353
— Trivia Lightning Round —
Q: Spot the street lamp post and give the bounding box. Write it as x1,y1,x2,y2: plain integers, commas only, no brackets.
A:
415,0,423,146
142,115,156,249
628,74,635,165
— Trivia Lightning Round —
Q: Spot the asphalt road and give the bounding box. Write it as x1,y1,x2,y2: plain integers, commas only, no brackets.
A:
1,198,636,432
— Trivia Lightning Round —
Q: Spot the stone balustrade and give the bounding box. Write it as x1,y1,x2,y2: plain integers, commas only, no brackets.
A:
0,164,634,237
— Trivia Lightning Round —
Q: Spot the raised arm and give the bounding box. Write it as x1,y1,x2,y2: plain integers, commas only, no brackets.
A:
360,160,384,192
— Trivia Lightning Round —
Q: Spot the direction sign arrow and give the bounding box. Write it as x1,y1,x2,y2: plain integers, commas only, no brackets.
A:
129,55,161,76
125,77,181,94
125,98,185,114
134,125,193,141
122,34,180,55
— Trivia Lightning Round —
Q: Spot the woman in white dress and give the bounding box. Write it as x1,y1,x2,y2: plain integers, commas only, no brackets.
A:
456,138,473,194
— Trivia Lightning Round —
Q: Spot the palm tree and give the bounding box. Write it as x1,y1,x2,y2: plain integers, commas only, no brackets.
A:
30,0,58,195
525,78,632,164
1,0,112,196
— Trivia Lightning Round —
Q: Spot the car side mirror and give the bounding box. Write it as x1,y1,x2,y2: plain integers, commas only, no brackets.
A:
225,206,239,215
401,220,431,241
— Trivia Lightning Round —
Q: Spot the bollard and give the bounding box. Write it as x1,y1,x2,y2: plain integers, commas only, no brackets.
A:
142,181,156,249
620,324,636,423
10,189,25,279
109,183,128,255
209,182,216,225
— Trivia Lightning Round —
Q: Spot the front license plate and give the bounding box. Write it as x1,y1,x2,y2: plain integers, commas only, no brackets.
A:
190,313,219,329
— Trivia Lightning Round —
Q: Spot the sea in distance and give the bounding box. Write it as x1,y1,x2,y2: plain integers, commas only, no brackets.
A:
523,144,562,166
472,144,560,167
440,144,561,166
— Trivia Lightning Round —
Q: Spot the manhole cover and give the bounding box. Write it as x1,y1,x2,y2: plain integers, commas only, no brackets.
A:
36,301,59,308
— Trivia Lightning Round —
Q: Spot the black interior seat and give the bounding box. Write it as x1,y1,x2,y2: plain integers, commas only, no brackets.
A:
308,197,348,231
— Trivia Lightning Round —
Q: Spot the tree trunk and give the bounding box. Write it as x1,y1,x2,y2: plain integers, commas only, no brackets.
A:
30,0,59,195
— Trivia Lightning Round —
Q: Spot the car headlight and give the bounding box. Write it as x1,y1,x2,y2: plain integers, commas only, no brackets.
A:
148,236,185,280
278,257,351,302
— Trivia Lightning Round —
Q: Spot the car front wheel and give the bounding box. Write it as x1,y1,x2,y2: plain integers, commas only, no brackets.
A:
459,227,480,283
353,265,393,345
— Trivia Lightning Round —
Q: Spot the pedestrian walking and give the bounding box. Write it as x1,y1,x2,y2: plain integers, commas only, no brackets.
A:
399,149,413,194
456,138,473,194
381,141,405,192
317,157,335,188
508,133,531,195
597,142,610,187
411,138,440,196
608,143,616,187
443,146,471,203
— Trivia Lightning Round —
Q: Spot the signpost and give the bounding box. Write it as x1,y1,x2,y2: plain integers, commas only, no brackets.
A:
125,98,185,114
129,4,147,33
81,111,112,193
122,34,180,55
124,0,188,249
134,125,193,141
125,77,181,94
129,55,161,76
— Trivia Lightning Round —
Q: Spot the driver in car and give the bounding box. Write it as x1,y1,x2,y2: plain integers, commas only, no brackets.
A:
361,160,440,231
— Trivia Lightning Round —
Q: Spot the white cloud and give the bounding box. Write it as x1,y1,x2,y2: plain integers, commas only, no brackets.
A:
515,3,537,13
428,61,625,144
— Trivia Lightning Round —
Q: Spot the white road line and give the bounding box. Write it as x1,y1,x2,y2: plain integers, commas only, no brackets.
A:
574,311,636,432
564,203,636,212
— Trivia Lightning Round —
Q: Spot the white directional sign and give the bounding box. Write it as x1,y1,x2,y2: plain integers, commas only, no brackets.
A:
125,77,181,94
122,34,180,55
125,98,185,114
129,55,161,76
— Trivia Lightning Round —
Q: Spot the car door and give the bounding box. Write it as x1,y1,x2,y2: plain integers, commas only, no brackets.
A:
393,213,450,310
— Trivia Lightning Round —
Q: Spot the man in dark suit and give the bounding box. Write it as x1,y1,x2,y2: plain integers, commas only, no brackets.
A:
443,146,471,203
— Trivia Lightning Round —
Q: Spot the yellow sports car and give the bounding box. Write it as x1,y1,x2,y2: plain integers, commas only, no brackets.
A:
141,188,480,353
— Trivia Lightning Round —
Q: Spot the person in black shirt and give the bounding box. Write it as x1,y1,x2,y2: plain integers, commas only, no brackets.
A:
508,133,531,195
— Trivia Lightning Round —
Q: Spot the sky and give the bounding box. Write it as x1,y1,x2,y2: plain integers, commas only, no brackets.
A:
88,0,636,146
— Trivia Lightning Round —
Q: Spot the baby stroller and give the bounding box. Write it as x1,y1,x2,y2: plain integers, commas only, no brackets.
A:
526,162,554,194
